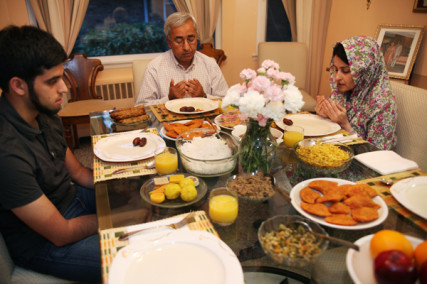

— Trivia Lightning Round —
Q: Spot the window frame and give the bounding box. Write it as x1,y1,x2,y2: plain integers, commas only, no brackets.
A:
26,0,223,69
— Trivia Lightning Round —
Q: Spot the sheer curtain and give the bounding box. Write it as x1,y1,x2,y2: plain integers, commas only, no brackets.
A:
29,0,88,55
172,0,220,44
282,0,332,97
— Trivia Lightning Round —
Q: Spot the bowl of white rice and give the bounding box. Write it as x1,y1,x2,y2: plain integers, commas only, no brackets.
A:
176,128,238,177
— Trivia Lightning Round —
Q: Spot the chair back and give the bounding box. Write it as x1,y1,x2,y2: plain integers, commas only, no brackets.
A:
132,59,151,100
198,43,227,66
390,81,427,170
258,42,308,90
63,53,104,102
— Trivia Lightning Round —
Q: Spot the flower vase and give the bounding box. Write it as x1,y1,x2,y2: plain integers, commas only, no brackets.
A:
239,118,278,174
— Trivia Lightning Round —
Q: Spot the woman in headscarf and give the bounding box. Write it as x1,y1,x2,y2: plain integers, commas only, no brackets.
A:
315,36,397,150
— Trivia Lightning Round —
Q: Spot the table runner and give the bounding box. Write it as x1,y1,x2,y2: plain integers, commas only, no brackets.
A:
149,103,222,122
99,210,218,283
356,169,427,232
92,128,160,183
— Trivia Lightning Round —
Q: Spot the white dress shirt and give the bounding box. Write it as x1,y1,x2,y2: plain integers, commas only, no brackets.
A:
135,50,228,106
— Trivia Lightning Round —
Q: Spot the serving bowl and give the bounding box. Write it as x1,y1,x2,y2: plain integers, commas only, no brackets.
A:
225,172,276,202
258,215,329,268
176,128,238,177
294,140,354,175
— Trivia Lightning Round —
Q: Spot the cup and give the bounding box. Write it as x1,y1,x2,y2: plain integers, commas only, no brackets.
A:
209,187,238,226
154,147,178,175
283,125,304,148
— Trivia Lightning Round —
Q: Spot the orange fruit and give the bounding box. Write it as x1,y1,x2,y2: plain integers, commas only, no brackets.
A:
370,230,414,259
150,192,165,203
414,241,427,269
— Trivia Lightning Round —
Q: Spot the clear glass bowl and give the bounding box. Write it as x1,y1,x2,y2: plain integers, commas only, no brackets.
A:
294,140,354,175
225,173,276,202
258,215,329,268
176,128,238,177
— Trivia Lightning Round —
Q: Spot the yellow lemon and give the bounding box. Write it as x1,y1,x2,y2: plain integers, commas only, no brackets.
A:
180,178,195,188
180,185,197,202
150,192,165,203
165,183,181,199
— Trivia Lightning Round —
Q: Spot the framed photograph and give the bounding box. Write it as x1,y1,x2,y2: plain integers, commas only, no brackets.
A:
413,0,427,12
375,24,425,80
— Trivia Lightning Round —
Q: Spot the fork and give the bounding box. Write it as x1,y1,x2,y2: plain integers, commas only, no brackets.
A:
118,212,196,241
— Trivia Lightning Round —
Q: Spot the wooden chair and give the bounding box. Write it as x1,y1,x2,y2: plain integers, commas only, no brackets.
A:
58,53,113,151
198,43,227,66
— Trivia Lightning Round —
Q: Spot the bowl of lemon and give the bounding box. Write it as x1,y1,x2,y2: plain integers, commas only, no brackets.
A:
140,173,207,208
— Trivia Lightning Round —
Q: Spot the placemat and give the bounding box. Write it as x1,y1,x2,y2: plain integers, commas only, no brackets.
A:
149,103,222,122
92,128,160,183
356,169,427,232
99,210,219,283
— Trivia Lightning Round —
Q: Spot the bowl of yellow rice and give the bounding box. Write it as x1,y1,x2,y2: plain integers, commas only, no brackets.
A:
294,140,353,175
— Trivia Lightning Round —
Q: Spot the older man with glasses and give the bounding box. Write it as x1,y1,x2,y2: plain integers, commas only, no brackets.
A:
135,12,228,106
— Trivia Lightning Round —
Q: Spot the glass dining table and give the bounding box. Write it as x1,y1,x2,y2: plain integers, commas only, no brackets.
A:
90,108,426,284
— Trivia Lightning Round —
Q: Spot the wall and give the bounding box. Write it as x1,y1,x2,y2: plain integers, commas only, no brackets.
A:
319,0,427,96
0,0,28,27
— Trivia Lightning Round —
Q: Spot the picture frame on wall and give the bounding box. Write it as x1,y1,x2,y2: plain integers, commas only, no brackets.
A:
375,24,425,80
413,0,427,12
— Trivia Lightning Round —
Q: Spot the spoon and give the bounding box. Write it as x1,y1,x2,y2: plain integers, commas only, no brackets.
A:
112,160,155,175
289,221,360,251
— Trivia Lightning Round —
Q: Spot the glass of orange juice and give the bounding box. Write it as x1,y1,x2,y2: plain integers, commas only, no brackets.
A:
154,147,178,175
283,125,304,148
209,187,238,226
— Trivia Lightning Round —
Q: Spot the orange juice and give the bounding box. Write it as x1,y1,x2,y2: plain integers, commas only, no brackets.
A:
209,194,238,225
155,152,178,174
283,131,304,148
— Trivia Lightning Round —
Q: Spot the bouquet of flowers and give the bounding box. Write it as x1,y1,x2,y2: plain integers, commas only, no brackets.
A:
222,59,305,173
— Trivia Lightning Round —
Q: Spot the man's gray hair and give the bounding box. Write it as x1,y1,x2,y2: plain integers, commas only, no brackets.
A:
164,12,199,40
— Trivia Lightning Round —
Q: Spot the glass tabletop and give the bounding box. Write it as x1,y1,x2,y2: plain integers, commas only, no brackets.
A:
90,108,426,283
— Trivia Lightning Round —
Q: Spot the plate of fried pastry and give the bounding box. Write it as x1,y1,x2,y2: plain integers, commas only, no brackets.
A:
290,178,388,230
109,105,151,131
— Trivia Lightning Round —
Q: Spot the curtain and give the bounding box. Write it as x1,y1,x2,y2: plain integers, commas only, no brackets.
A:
306,0,332,97
172,0,221,44
30,0,89,55
281,0,297,42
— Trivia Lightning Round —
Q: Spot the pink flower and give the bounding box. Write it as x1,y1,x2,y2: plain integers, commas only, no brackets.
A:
240,69,257,81
256,114,269,126
276,72,295,85
266,68,279,79
264,84,284,102
262,59,279,70
251,76,271,92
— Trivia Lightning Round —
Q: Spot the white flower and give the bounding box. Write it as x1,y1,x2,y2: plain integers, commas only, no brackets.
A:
221,59,304,125
238,90,265,119
284,85,305,113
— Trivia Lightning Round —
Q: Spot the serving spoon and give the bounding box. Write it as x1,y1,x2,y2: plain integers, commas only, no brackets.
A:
112,160,155,175
288,221,360,251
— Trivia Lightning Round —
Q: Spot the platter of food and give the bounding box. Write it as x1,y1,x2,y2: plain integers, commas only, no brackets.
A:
140,174,207,208
390,176,427,219
289,178,388,230
346,234,422,284
109,230,244,284
160,119,218,141
275,114,341,136
94,132,166,162
165,98,218,114
214,112,245,130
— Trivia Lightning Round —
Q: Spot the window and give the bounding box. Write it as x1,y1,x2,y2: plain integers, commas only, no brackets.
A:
265,0,292,42
72,0,177,58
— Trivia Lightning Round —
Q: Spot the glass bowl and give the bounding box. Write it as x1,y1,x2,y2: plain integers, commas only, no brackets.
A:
225,172,276,202
258,215,329,268
294,140,354,175
176,128,238,177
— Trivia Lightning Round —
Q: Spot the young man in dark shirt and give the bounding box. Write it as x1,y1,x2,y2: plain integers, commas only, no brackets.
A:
0,25,100,282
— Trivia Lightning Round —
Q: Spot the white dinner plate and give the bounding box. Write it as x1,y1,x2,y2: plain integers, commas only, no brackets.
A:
94,132,166,162
214,114,245,130
275,114,341,136
290,178,388,230
108,230,244,284
165,98,219,114
390,176,427,219
346,234,422,284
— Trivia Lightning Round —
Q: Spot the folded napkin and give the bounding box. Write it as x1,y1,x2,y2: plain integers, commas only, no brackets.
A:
354,150,419,175
318,133,358,144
